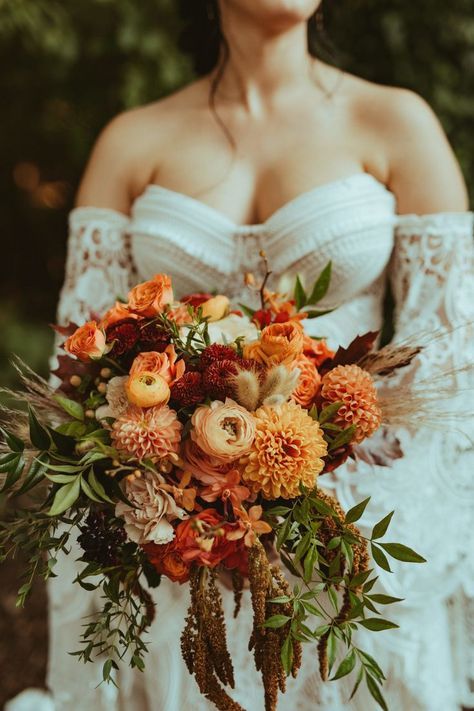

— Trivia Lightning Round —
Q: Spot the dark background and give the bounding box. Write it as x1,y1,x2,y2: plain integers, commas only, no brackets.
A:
0,0,473,706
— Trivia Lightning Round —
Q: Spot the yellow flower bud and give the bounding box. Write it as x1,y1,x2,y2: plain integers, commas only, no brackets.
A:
126,371,170,408
200,294,230,322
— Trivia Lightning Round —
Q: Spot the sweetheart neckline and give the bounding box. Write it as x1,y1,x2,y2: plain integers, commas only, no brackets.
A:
140,172,394,231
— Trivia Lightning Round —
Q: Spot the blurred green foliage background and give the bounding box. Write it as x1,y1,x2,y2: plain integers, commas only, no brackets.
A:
0,0,473,387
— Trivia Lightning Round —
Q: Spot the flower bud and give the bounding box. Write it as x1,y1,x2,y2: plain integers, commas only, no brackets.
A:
126,371,170,407
97,382,108,394
200,295,230,322
70,375,82,387
85,409,96,419
100,367,112,379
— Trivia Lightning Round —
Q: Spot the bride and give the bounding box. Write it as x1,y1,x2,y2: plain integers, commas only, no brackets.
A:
11,1,473,710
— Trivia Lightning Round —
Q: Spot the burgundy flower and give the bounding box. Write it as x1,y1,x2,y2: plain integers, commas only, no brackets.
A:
181,292,213,309
170,371,205,407
139,319,170,352
202,359,239,400
106,319,140,356
199,344,239,370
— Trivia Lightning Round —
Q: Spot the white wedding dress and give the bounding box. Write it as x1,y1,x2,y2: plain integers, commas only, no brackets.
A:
7,173,473,711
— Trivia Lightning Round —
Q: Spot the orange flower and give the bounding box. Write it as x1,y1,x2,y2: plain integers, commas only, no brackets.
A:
126,371,171,407
167,303,193,325
292,354,321,408
303,335,335,368
143,541,190,584
64,321,107,361
130,345,185,385
200,469,251,507
191,398,255,463
128,274,173,316
111,404,182,460
240,401,327,499
181,439,233,483
244,321,304,367
174,509,239,568
100,301,139,330
227,505,272,547
320,364,382,444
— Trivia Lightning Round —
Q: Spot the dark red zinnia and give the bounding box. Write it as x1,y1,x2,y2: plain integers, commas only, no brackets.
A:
199,344,239,370
202,359,240,400
106,319,140,356
170,371,205,407
139,320,170,352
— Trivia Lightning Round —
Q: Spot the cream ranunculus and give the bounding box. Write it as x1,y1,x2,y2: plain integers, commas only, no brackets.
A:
116,471,187,545
191,398,256,463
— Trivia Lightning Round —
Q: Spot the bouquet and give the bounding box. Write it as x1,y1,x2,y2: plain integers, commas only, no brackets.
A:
0,258,427,711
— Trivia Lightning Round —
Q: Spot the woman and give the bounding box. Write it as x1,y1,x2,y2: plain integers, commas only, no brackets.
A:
12,1,474,710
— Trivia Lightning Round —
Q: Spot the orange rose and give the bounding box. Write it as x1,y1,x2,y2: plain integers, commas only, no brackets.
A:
175,509,241,569
100,301,139,330
143,541,190,584
64,321,106,361
303,335,335,367
244,321,304,367
291,354,321,408
129,345,185,385
128,274,173,316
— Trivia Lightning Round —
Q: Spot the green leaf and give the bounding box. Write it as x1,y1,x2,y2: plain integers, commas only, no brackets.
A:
327,536,341,550
371,543,392,572
80,476,104,503
45,463,84,473
294,531,312,562
331,649,356,681
269,596,292,604
349,665,364,700
379,542,426,563
294,275,307,310
28,406,51,450
265,506,291,517
88,468,114,504
327,629,337,674
0,426,25,453
368,594,404,605
366,674,389,711
54,395,84,421
238,303,256,319
0,454,25,492
263,614,291,629
319,401,343,424
358,650,386,680
48,426,76,454
15,454,48,495
329,425,356,451
358,618,399,632
276,517,292,550
47,476,81,516
305,308,334,319
371,511,395,540
345,497,371,524
280,633,294,675
45,473,78,484
308,261,332,305
303,544,318,583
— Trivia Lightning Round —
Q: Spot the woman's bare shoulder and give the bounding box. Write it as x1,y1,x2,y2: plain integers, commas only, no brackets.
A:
74,78,208,214
344,74,468,212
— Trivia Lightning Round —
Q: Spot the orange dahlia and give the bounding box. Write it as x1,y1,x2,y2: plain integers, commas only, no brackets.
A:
320,364,382,444
240,401,327,499
111,404,182,460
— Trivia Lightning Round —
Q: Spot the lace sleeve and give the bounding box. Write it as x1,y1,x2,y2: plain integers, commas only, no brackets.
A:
57,206,137,326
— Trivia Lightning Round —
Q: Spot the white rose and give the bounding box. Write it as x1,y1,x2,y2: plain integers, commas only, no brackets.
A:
207,314,258,345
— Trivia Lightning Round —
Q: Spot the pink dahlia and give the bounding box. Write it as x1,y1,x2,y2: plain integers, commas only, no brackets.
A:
111,404,182,460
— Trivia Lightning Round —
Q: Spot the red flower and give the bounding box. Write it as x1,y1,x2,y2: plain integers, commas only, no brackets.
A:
181,292,213,308
139,320,170,352
200,344,239,370
174,509,240,569
202,359,239,400
106,319,140,356
253,309,272,328
170,371,205,407
143,540,190,584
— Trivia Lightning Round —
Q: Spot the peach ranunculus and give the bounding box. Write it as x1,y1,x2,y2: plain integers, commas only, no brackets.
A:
181,439,233,483
64,321,107,361
243,321,304,367
291,354,322,408
100,301,139,330
191,398,256,463
128,274,173,316
129,345,185,385
302,335,335,367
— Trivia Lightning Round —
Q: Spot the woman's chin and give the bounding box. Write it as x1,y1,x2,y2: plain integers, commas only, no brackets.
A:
226,0,320,26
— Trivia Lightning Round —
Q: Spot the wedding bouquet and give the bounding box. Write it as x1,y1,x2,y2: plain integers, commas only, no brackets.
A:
0,258,426,711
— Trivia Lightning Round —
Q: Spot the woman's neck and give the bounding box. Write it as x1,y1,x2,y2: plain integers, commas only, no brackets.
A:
214,8,317,114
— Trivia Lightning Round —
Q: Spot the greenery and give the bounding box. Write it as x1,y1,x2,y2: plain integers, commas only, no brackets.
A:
0,0,472,385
